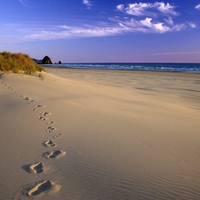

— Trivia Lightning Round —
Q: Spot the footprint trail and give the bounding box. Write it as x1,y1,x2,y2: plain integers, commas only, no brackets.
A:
1,78,65,198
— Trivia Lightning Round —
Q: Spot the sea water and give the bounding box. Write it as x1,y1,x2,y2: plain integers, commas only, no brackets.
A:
51,63,200,72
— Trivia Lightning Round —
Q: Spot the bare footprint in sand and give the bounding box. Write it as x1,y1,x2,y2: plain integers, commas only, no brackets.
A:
22,162,44,174
39,112,51,121
41,112,52,117
24,97,31,100
46,126,56,133
29,162,44,173
39,116,49,121
43,140,56,147
24,97,34,104
53,133,62,138
34,105,46,111
29,100,34,104
44,150,66,159
27,180,60,197
8,86,15,91
36,104,44,108
47,121,54,125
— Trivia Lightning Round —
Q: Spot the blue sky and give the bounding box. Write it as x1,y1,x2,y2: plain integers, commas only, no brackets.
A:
0,0,200,62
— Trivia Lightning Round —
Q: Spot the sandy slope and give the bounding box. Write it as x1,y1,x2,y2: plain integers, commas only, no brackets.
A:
0,69,200,200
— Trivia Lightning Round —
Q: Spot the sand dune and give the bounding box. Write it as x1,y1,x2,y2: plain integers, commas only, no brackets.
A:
0,68,200,199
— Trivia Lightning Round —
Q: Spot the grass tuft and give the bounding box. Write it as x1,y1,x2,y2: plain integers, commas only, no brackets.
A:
0,51,44,74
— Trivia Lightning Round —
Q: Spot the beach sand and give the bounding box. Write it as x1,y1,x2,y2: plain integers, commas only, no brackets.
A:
0,68,200,199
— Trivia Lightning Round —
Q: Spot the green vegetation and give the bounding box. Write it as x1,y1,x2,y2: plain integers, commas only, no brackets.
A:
0,51,44,75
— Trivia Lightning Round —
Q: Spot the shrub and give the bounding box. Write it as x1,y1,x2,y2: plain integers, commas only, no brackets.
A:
0,51,44,74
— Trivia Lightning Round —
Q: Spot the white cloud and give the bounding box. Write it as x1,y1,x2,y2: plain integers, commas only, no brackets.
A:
116,4,124,12
24,16,190,41
154,22,170,33
117,3,152,16
25,25,124,40
114,2,191,34
140,17,152,27
147,51,200,56
165,17,174,25
83,0,92,9
18,0,29,7
195,4,200,10
116,2,178,16
155,2,178,16
126,3,152,16
187,22,196,28
138,17,170,33
10,2,196,41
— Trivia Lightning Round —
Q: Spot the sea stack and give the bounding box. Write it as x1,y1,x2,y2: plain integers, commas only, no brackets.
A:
42,55,52,64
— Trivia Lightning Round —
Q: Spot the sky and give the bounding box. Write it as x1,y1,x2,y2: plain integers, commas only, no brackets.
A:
0,0,200,63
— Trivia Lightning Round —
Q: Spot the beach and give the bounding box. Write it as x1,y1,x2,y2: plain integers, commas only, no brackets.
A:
0,67,200,200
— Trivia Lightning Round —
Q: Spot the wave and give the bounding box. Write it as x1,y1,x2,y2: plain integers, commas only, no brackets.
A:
50,63,200,72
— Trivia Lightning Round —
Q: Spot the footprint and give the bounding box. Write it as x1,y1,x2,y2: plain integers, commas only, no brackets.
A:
53,133,62,138
30,162,44,173
39,116,48,121
41,112,51,117
24,97,34,103
46,126,56,133
47,121,54,125
43,140,56,147
36,104,43,108
29,99,34,104
24,97,31,100
33,106,40,111
8,86,14,90
22,162,44,174
27,180,60,197
44,150,66,159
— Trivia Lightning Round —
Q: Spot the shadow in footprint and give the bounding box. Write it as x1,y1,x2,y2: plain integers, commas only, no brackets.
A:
41,112,51,117
46,126,56,133
43,140,56,147
39,116,48,121
27,180,60,197
43,150,66,159
36,104,43,108
22,162,44,174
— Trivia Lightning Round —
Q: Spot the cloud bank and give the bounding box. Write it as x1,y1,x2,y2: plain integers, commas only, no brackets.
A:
20,1,196,41
116,2,178,16
24,18,191,41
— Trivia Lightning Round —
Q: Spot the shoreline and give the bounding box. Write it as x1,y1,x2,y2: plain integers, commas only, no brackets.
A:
39,62,200,73
42,65,200,75
1,68,200,199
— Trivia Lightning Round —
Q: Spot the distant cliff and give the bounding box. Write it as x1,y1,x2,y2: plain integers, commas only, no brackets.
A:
32,58,42,64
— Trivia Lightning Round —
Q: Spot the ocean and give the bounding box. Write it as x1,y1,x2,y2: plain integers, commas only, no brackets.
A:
51,63,200,72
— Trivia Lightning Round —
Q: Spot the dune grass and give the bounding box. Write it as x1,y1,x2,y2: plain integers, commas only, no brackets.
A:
0,51,44,75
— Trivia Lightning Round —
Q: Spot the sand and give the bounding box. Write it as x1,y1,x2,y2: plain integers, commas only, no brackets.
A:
0,68,200,200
